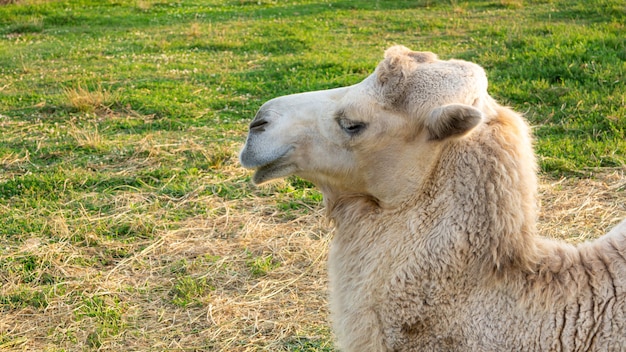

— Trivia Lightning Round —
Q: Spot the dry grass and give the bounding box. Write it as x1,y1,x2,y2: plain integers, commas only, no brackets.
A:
0,150,30,168
499,0,524,8
135,0,168,12
188,22,202,39
1,1,623,350
538,169,626,242
135,0,152,11
68,123,105,150
0,136,624,351
63,85,119,114
0,140,332,351
0,0,54,4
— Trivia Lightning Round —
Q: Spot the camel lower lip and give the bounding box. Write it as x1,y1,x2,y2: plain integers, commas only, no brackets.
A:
250,149,296,184
252,160,295,184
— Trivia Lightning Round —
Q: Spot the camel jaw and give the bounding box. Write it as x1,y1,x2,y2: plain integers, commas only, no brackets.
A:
240,145,296,184
251,157,297,184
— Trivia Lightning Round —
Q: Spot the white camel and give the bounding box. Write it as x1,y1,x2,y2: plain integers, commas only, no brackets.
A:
240,45,626,351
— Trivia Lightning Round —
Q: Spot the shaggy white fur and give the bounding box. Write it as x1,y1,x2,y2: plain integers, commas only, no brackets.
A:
240,45,626,351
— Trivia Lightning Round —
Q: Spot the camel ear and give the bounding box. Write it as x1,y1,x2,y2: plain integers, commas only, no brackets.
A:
426,104,483,140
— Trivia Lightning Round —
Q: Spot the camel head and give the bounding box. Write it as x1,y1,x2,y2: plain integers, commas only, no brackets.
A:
240,45,494,207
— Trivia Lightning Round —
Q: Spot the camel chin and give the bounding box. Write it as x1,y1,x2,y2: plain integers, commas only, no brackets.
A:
251,159,297,184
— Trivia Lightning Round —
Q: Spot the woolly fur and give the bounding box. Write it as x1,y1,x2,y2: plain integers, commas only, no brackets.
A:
241,45,626,351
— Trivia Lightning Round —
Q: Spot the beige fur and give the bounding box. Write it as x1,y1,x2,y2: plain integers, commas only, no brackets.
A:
240,45,626,351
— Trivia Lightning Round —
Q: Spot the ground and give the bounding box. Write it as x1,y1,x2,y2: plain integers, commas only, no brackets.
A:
0,0,624,350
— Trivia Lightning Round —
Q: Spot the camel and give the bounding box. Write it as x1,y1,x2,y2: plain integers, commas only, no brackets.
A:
239,45,626,351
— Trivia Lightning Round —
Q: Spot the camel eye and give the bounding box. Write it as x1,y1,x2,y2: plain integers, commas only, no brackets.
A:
338,118,367,136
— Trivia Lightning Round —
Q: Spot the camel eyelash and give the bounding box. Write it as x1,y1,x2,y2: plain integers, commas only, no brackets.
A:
340,119,367,135
335,110,367,136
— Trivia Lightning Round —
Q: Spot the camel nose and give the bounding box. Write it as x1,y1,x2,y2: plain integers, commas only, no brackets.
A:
249,118,268,133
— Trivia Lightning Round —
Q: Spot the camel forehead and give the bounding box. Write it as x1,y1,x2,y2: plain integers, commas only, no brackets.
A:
258,86,351,118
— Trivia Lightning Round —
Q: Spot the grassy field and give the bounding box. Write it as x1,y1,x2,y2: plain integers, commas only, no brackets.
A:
0,0,624,350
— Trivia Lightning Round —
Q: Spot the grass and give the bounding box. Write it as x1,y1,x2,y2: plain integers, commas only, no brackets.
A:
63,84,120,114
0,0,624,350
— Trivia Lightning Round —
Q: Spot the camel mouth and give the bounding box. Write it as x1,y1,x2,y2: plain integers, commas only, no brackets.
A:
252,158,296,184
249,148,296,184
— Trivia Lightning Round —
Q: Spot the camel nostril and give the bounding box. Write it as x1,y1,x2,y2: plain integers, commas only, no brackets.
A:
250,119,268,132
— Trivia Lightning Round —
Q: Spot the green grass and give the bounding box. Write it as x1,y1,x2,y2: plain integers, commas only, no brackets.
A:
246,250,281,277
0,0,624,350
